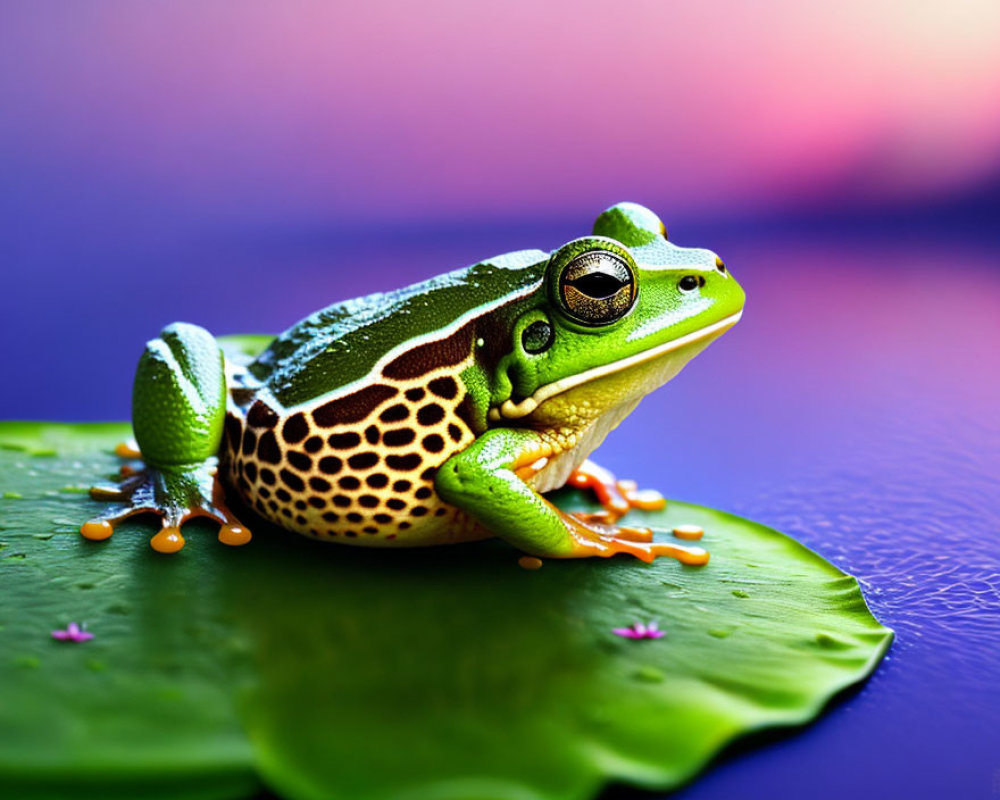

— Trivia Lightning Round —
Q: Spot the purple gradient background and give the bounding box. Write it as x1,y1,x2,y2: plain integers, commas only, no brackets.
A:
1,3,998,799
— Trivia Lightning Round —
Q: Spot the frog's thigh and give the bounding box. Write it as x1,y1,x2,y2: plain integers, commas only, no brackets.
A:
435,428,577,557
132,322,227,466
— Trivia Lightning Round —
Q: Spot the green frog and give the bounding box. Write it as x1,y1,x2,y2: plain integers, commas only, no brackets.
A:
82,202,745,563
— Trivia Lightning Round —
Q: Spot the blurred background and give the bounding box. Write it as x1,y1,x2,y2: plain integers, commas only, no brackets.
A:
1,2,997,799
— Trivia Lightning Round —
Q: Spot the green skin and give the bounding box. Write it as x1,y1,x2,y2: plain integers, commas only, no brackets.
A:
91,203,745,560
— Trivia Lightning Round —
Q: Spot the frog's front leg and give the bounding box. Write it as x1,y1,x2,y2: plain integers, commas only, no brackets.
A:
435,429,708,565
80,323,250,553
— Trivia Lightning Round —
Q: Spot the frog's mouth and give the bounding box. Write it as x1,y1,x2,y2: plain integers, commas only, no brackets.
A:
488,310,742,422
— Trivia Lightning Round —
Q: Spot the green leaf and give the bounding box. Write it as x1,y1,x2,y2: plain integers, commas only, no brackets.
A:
0,422,891,800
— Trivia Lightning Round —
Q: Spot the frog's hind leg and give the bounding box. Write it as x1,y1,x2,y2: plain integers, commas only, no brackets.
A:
81,323,251,553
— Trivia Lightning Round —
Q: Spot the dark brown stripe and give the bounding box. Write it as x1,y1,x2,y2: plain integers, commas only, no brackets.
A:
382,322,474,380
313,385,398,427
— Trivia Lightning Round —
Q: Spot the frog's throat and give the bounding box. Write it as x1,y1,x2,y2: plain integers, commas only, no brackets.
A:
489,310,743,422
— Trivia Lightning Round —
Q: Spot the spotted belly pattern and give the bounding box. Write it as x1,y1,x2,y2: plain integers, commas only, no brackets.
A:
222,363,483,546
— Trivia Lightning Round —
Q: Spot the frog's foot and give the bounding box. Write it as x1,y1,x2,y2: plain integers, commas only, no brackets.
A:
558,509,709,566
568,511,654,542
113,439,142,460
566,459,666,520
81,459,251,553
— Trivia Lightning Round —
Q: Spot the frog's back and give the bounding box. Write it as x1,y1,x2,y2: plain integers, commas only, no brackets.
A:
222,249,546,546
249,250,546,408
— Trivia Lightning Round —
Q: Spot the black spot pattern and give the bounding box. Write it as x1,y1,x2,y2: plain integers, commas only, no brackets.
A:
319,456,343,474
379,404,409,423
282,413,309,443
417,404,445,426
329,432,361,449
383,428,416,447
428,376,458,399
248,400,278,428
257,431,282,464
422,434,444,453
225,414,241,450
348,452,379,470
386,453,422,471
224,362,475,545
280,469,305,492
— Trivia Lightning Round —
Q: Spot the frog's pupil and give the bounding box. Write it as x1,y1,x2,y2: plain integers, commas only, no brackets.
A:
679,275,700,292
569,272,625,299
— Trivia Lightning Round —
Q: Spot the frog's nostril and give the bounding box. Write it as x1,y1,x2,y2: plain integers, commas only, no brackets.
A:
679,275,700,292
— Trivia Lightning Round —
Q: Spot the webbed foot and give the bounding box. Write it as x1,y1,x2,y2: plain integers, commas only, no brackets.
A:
560,509,709,565
566,459,667,519
82,450,251,553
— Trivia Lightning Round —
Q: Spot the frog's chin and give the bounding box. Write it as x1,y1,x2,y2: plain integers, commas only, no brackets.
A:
488,310,742,424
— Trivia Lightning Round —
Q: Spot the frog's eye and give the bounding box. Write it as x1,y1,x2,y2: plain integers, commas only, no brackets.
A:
558,250,637,326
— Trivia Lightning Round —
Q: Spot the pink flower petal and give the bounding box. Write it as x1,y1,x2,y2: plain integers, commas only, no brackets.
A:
52,622,93,643
612,620,665,640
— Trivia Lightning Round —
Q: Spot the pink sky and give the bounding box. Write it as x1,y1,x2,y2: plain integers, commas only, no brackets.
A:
3,1,999,223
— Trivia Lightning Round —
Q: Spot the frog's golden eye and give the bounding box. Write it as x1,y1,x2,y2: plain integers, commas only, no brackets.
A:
558,250,637,326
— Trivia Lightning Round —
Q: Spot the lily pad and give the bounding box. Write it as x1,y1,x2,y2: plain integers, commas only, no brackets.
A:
0,422,891,800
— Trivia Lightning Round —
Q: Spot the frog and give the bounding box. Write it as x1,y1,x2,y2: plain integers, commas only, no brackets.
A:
81,202,745,564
